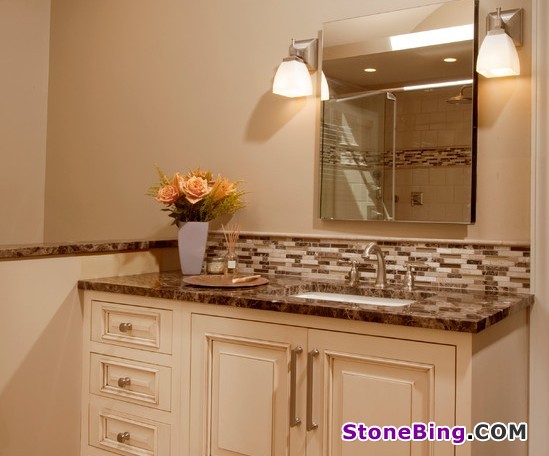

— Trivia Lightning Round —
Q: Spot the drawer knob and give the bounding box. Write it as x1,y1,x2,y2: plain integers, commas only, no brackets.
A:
119,322,133,332
117,431,130,443
117,377,131,388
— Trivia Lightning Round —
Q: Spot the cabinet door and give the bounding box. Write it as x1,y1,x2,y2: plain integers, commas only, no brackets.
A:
190,314,308,456
308,330,455,456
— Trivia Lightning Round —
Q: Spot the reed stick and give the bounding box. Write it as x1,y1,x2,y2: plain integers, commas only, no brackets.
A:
221,223,240,257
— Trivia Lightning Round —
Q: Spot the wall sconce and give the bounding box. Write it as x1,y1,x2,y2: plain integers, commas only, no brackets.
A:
476,7,523,78
273,38,318,98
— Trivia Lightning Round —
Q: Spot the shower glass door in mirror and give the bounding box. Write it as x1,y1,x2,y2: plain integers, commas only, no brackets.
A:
319,0,477,224
320,92,396,221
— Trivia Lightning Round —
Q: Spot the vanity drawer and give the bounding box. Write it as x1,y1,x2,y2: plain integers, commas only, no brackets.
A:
90,353,171,411
89,402,170,456
91,301,173,353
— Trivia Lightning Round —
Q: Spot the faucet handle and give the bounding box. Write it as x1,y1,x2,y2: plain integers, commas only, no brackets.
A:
346,259,360,286
404,261,427,291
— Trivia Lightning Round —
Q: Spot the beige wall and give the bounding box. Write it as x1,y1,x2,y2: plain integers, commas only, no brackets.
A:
42,0,532,244
0,0,50,244
0,249,179,456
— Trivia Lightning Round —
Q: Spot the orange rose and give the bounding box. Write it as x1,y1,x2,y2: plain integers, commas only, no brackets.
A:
179,175,211,204
155,184,179,204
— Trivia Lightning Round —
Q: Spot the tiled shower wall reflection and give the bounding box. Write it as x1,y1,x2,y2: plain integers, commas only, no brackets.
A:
384,148,472,222
206,233,530,294
320,85,473,222
393,87,472,151
387,87,473,222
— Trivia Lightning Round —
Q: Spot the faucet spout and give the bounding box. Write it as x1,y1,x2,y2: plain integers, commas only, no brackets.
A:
364,242,387,289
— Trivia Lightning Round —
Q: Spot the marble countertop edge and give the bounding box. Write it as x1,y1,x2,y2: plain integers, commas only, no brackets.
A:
77,272,533,334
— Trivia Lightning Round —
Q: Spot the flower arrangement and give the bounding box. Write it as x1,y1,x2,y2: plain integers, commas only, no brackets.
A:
148,167,245,224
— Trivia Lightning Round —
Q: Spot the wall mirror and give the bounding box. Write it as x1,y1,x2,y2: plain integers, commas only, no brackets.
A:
320,0,477,224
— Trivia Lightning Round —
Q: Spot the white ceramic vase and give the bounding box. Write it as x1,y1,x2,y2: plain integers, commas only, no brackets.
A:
177,221,209,275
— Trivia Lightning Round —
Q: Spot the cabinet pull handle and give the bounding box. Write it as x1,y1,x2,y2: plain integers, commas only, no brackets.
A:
117,377,131,388
307,348,319,431
290,346,303,427
119,322,133,332
117,431,130,443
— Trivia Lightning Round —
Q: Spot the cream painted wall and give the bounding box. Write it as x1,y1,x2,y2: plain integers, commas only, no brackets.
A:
43,0,532,244
0,0,50,244
0,249,179,456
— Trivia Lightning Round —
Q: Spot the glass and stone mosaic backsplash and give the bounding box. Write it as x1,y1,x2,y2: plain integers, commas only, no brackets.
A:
206,233,530,294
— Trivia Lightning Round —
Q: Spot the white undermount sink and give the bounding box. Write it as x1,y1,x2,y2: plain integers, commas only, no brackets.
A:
291,291,414,307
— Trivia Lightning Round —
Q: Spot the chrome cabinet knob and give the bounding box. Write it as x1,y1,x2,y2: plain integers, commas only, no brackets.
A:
117,431,130,443
117,377,131,388
118,322,133,332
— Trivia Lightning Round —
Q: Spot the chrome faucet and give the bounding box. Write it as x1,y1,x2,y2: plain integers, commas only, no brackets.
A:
364,242,387,289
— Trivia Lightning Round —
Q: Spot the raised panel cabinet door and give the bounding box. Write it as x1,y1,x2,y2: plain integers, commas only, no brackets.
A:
307,330,456,456
190,314,308,456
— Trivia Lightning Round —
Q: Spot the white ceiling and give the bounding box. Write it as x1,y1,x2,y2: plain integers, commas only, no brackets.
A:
322,0,475,94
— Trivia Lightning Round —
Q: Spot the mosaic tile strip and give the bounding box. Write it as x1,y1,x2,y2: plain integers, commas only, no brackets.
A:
321,147,383,168
321,146,472,170
388,147,472,168
206,234,530,294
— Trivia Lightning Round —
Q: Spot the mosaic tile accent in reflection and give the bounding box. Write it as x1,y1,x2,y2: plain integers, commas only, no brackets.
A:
206,234,530,294
320,146,471,170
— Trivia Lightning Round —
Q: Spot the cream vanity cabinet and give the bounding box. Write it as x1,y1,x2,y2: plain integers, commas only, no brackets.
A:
81,290,528,456
189,314,456,456
81,294,188,456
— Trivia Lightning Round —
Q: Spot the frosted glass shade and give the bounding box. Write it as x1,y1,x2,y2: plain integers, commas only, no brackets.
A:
320,71,330,101
272,58,313,97
476,28,520,78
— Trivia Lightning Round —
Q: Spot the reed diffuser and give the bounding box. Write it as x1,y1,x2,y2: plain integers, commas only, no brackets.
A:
222,223,240,276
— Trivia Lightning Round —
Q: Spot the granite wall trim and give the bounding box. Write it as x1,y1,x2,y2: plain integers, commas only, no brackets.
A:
206,233,530,294
0,239,178,260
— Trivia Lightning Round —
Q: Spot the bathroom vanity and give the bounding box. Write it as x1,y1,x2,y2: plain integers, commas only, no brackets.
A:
79,272,531,456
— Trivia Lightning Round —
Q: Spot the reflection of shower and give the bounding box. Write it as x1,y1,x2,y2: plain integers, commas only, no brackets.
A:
446,85,473,104
319,90,396,221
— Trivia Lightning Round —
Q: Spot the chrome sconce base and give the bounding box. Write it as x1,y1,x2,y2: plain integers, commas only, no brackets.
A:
486,7,523,46
289,38,318,71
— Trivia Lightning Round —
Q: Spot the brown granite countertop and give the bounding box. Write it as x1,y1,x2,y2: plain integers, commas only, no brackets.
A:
78,271,533,334
0,239,178,260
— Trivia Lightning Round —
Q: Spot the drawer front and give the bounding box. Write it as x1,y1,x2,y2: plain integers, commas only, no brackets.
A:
89,403,170,456
91,301,173,353
90,353,171,411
